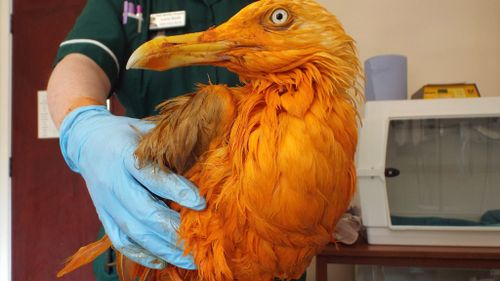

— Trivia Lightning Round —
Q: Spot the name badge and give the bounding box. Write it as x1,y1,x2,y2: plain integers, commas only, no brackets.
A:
149,11,186,30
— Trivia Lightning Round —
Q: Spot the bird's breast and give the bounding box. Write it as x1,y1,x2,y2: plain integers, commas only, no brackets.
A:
229,98,357,242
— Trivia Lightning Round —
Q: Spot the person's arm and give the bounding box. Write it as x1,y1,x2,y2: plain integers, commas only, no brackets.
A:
47,53,109,129
46,53,206,270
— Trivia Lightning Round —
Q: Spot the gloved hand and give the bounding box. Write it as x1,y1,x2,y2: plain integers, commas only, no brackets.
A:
59,105,206,270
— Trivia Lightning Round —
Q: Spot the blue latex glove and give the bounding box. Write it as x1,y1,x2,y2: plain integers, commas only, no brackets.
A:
59,105,206,270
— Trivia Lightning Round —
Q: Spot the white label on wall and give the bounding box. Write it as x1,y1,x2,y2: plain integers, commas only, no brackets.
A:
37,91,59,139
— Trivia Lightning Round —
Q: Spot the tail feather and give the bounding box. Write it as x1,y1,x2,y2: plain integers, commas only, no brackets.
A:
57,234,112,277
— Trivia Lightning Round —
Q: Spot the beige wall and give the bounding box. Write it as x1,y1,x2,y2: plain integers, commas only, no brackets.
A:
320,0,500,97
0,0,12,280
306,1,500,280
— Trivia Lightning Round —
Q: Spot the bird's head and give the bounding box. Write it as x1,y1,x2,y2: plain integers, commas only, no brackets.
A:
127,0,360,86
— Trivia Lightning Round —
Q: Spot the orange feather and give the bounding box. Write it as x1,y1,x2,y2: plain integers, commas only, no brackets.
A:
56,235,112,278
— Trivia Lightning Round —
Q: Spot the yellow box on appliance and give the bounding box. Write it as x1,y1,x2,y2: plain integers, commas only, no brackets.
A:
412,83,480,99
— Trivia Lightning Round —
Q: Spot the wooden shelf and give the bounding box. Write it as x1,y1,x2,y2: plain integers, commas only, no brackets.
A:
316,238,500,281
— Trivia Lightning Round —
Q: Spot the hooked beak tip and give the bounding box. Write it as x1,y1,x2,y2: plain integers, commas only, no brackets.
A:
125,58,135,70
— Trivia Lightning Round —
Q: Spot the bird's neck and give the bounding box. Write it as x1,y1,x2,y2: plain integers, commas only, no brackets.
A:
244,55,359,117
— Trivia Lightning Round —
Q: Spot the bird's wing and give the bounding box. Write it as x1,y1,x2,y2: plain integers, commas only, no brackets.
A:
135,84,238,174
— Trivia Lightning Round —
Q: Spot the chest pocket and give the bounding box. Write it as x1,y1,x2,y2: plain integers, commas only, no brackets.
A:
117,0,244,118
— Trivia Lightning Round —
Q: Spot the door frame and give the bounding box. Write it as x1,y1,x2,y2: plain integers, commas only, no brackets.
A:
1,0,12,280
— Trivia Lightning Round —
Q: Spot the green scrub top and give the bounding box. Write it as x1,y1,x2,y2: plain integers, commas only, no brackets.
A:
55,0,251,118
55,0,306,280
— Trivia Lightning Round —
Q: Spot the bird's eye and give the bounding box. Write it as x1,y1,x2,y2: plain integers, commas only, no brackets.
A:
270,8,289,25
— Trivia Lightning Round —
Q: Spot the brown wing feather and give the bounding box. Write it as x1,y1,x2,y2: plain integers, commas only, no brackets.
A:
135,84,238,174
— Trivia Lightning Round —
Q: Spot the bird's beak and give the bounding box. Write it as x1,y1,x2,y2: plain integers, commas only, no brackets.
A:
126,31,236,71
